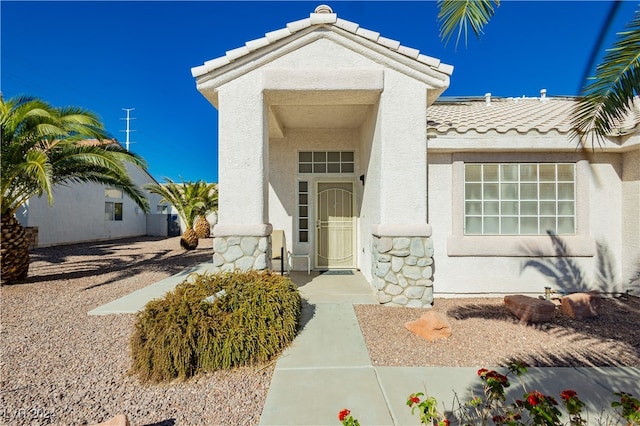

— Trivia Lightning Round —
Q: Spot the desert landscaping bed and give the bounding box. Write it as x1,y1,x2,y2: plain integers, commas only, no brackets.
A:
0,237,272,426
1,236,639,425
355,296,640,368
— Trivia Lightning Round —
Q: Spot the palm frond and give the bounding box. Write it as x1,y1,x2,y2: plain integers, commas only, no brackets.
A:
438,0,499,49
145,179,218,230
571,7,640,147
1,94,150,214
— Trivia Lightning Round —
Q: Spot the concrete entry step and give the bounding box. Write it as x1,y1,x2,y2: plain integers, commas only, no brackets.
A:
290,270,377,304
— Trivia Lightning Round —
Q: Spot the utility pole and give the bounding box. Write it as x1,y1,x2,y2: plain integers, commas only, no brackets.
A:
120,108,136,151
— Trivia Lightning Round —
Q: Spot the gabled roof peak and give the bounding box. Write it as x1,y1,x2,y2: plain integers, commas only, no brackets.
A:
191,5,453,79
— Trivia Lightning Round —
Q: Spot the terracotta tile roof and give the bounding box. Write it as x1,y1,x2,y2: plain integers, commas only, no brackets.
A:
427,95,640,136
191,5,453,78
77,138,121,147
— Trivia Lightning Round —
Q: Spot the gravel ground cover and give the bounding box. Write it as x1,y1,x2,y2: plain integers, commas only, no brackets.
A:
2,236,639,425
355,296,640,368
1,237,273,426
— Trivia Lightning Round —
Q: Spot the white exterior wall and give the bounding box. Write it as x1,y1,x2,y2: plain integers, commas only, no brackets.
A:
358,103,382,283
17,164,165,247
427,149,631,297
621,147,640,284
217,75,268,226
261,40,431,272
197,30,446,280
377,70,428,224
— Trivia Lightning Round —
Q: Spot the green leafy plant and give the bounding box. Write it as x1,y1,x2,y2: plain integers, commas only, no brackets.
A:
1,95,149,283
130,271,301,383
338,409,361,426
407,392,450,425
611,392,640,424
145,179,218,250
338,361,639,425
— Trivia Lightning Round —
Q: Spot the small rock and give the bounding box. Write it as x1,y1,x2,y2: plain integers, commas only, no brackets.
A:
560,292,601,320
504,295,556,323
90,414,130,426
405,311,452,342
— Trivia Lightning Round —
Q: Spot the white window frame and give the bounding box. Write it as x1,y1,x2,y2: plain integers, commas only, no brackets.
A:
298,151,355,174
297,180,310,243
447,154,595,257
463,163,576,235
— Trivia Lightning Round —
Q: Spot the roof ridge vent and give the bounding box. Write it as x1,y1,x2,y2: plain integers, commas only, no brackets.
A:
314,4,333,14
485,92,491,106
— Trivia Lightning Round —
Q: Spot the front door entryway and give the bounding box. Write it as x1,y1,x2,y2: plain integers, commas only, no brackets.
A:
315,181,355,269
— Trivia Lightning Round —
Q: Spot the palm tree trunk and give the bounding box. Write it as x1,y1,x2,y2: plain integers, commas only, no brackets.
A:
1,213,30,283
194,216,211,239
180,228,199,251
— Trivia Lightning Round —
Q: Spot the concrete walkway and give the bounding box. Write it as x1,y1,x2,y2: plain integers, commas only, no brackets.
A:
88,262,216,315
260,271,640,426
89,266,640,425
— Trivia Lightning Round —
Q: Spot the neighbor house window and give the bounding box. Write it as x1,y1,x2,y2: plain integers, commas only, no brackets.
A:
105,202,123,221
298,151,354,174
298,181,309,242
105,188,123,198
464,163,575,235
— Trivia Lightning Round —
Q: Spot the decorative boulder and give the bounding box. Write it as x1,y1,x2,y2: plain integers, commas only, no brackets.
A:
504,295,556,323
405,311,452,342
560,292,601,320
90,415,130,426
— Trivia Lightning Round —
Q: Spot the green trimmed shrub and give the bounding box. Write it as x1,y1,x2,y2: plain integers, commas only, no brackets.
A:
129,271,301,383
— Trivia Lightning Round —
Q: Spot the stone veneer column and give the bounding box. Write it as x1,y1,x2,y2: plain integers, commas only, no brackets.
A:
371,224,434,308
211,224,273,273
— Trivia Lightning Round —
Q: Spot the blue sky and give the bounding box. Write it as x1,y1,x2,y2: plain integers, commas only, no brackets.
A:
2,1,637,183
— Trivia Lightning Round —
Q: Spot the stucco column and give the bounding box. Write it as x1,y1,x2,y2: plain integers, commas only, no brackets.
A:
378,71,428,223
212,76,271,273
216,77,269,226
370,71,432,307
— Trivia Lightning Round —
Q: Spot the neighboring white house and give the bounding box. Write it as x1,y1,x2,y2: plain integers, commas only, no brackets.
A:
16,140,177,247
191,5,639,305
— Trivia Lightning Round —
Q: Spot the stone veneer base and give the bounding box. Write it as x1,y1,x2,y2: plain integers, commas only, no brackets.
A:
372,234,434,308
212,235,272,273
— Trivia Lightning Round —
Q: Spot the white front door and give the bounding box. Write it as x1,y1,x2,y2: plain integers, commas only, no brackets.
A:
315,181,355,269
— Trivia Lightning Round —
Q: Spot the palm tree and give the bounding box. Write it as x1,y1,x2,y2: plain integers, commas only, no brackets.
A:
1,95,150,283
437,0,640,146
192,181,218,239
145,179,215,250
571,9,640,147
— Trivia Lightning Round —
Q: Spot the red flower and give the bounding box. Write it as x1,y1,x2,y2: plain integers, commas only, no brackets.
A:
561,390,577,401
485,371,509,385
478,368,489,376
409,395,420,405
527,391,542,406
338,409,350,422
443,419,450,426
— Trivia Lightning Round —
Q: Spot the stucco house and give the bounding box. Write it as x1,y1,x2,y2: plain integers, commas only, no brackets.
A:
16,140,177,247
191,5,639,306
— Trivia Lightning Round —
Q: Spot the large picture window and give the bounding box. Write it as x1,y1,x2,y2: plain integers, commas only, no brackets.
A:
464,163,575,235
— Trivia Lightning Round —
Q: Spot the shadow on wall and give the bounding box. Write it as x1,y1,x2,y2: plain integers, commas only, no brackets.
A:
520,231,638,297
